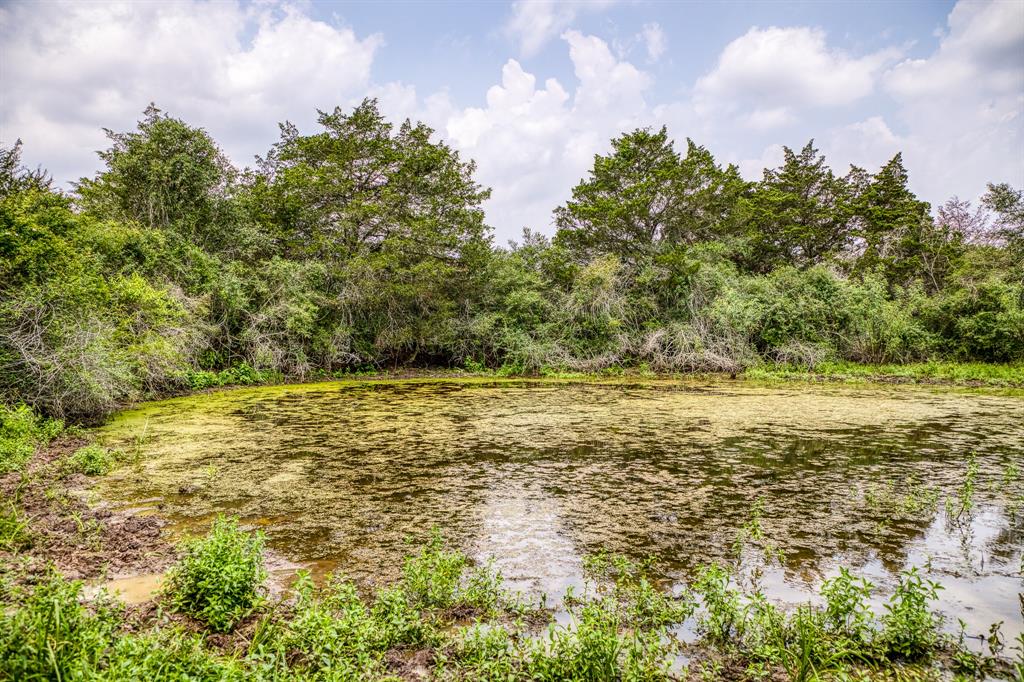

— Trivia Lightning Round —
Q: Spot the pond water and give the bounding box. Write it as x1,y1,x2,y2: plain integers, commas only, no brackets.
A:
94,379,1024,640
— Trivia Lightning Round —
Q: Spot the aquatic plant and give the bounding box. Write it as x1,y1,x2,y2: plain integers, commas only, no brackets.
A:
946,452,980,524
879,567,943,660
163,515,267,632
693,563,743,643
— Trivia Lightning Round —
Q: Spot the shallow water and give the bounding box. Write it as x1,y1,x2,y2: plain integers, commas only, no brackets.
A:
94,379,1024,639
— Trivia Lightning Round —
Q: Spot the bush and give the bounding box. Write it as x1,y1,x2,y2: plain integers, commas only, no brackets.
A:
63,443,119,476
163,515,267,632
880,567,942,660
0,403,62,473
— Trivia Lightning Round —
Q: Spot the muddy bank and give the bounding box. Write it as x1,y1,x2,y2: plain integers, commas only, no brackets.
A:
0,436,176,585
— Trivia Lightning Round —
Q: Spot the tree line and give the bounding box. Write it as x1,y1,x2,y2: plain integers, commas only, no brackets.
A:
2,100,1022,418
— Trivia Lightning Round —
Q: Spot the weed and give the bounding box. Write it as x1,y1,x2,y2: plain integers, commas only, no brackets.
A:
0,570,120,680
0,501,32,551
401,529,468,609
947,453,980,524
693,563,742,643
0,403,62,473
63,443,121,476
880,567,943,660
163,515,267,632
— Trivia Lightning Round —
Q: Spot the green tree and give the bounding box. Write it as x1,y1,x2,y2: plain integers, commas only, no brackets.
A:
249,98,490,265
75,105,239,251
982,182,1024,277
741,141,851,272
0,140,51,199
555,128,747,266
246,99,492,364
555,127,682,265
849,153,931,284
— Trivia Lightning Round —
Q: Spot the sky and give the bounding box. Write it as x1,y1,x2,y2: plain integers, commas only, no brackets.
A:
1,0,1022,244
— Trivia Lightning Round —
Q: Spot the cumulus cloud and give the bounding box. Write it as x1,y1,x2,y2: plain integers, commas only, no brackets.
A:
696,26,901,112
2,0,1019,242
640,23,667,62
878,0,1024,204
0,1,381,181
503,0,616,57
444,31,652,240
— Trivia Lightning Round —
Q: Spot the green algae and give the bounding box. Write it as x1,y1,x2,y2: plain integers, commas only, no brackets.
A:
92,378,1024,639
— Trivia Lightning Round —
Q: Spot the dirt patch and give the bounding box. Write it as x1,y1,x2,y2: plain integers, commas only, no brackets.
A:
385,647,434,680
0,436,176,585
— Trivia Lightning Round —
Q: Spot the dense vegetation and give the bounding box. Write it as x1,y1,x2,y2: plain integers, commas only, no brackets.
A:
2,101,1022,420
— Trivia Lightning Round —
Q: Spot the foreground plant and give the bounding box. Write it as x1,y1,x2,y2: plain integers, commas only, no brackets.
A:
163,515,267,632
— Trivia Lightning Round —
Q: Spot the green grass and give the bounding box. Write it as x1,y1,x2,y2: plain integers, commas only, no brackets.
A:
0,403,63,473
62,443,122,476
183,363,282,391
745,360,1024,386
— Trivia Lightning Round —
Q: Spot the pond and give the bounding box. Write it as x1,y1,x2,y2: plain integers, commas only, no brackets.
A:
94,378,1024,641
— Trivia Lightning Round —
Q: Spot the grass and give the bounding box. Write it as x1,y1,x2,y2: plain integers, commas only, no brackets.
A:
183,363,282,391
62,443,122,476
745,360,1024,386
0,403,63,473
1,521,1020,681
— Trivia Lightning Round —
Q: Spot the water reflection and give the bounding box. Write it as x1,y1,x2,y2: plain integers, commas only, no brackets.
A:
94,379,1024,637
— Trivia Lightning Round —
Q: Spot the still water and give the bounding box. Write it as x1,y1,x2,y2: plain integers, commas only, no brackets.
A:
94,379,1024,639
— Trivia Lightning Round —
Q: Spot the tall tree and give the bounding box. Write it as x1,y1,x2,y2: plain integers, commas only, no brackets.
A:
554,128,747,265
982,182,1024,277
250,98,490,265
849,153,931,281
75,105,236,250
555,127,682,265
741,141,851,272
666,140,748,246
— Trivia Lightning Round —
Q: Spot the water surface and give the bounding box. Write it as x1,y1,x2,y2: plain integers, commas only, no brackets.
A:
95,379,1024,639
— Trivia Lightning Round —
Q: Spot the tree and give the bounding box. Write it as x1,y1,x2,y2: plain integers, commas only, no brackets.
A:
554,128,747,265
245,99,493,363
250,98,490,265
0,140,52,200
555,127,682,265
982,182,1024,276
849,153,931,281
75,105,237,249
741,141,851,272
667,140,748,246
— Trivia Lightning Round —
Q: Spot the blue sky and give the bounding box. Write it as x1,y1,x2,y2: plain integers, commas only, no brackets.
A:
2,0,1022,243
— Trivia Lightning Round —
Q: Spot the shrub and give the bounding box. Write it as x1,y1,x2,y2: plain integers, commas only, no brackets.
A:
400,529,468,609
880,567,943,660
163,515,267,632
63,443,119,476
0,403,62,473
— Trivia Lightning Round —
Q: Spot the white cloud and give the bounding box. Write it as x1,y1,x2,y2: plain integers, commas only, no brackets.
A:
503,0,616,58
743,107,795,131
821,117,904,175
2,0,1019,243
443,31,651,240
640,22,666,62
696,26,900,111
0,1,381,180
878,0,1024,204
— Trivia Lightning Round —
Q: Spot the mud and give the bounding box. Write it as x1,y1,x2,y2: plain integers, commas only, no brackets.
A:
0,437,176,584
